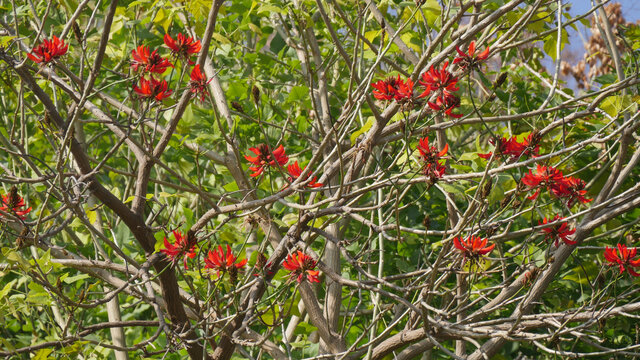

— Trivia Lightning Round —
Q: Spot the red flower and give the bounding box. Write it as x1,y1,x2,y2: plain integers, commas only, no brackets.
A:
418,61,459,99
556,176,592,207
371,75,402,101
133,77,173,102
204,244,248,278
371,75,414,103
453,41,490,70
244,144,289,177
130,45,173,75
427,93,463,119
521,164,564,201
0,187,32,219
27,35,68,64
453,235,495,261
394,77,415,103
282,251,320,283
189,65,211,102
287,161,323,188
604,244,640,277
539,215,576,247
417,136,448,179
164,33,201,64
161,231,197,269
479,133,540,161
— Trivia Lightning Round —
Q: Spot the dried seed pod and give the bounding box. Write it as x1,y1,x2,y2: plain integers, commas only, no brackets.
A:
72,21,83,43
493,72,508,90
500,193,512,208
482,179,493,198
231,101,243,113
422,215,431,230
251,85,260,106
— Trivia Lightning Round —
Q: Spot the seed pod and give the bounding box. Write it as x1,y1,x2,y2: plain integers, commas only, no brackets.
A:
512,198,522,208
251,85,260,106
482,179,492,198
228,265,238,284
72,21,83,43
16,227,31,249
493,72,508,89
231,101,244,113
422,215,431,230
500,193,512,208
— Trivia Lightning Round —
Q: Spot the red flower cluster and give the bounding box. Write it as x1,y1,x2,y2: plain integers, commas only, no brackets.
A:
417,136,448,179
418,61,459,96
27,35,68,65
371,75,415,104
164,33,201,64
133,77,173,102
370,40,489,116
453,235,495,262
539,215,576,247
130,45,173,75
161,231,197,269
244,144,289,177
521,164,592,206
604,244,640,277
478,133,540,161
204,244,248,278
418,61,462,118
189,65,211,102
282,251,320,283
559,176,592,208
287,161,323,188
0,187,32,219
453,41,490,71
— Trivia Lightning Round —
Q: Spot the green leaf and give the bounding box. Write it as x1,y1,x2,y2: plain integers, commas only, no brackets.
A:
0,36,16,47
423,0,441,29
86,208,97,225
286,85,309,103
600,96,621,118
543,30,568,61
63,274,90,284
33,348,53,360
350,117,375,145
0,279,16,299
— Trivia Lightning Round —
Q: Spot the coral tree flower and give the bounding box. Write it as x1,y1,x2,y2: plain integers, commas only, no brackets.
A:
521,164,564,201
604,244,640,277
394,77,415,103
27,35,68,65
453,41,490,70
205,245,248,278
557,176,592,207
189,64,211,102
539,215,576,246
282,251,320,283
164,33,201,63
133,77,173,102
130,45,173,75
287,161,323,188
371,75,402,101
244,144,289,177
0,187,32,219
453,235,495,262
417,136,448,180
418,61,459,98
427,93,462,119
479,133,540,161
371,75,414,103
161,231,196,269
